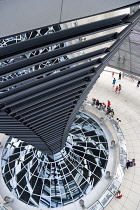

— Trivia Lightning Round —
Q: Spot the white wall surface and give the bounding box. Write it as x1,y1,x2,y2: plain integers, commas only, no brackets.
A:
0,0,139,38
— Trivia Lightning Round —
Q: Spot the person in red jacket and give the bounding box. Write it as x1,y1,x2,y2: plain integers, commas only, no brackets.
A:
107,100,111,107
116,190,122,199
115,86,119,94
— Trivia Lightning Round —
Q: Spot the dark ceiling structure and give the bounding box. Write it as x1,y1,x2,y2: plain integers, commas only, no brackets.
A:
0,5,140,154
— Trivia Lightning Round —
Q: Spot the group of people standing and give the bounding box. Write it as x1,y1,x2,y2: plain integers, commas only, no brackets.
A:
112,72,122,94
92,99,115,117
92,98,106,110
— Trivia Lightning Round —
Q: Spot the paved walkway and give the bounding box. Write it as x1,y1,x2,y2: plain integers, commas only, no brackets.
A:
88,67,140,210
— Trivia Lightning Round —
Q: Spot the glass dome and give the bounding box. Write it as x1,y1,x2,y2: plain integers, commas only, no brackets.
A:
1,112,109,208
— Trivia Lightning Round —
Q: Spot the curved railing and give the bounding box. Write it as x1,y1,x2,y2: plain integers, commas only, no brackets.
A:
83,101,127,210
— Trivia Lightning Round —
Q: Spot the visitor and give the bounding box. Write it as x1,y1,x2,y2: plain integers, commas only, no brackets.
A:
107,100,111,107
119,72,122,80
106,106,111,115
102,103,106,110
115,86,119,94
98,103,102,110
110,109,114,117
112,78,116,87
136,80,140,87
130,158,136,167
126,160,131,169
116,118,121,124
132,158,136,166
96,99,99,107
118,84,121,93
116,190,122,199
92,98,96,106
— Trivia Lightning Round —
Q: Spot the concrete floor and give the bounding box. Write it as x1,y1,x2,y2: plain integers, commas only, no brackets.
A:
88,67,140,210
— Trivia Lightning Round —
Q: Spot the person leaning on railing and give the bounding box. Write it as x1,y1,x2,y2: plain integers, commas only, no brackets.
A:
116,190,122,199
